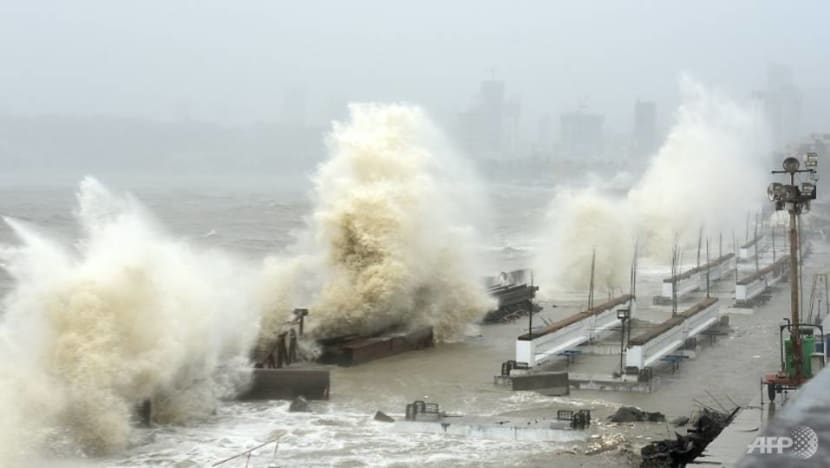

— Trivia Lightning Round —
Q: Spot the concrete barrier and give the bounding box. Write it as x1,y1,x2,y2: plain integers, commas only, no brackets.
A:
626,298,720,371
698,254,736,287
516,295,633,367
738,236,763,262
318,327,434,366
735,256,789,307
660,274,700,300
236,368,330,400
510,371,569,396
656,254,735,305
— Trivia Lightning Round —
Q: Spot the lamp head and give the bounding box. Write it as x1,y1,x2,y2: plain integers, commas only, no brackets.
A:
783,157,801,173
767,182,783,201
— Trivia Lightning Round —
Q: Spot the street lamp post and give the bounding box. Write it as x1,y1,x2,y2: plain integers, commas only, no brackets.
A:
617,307,631,376
768,154,818,383
293,308,309,336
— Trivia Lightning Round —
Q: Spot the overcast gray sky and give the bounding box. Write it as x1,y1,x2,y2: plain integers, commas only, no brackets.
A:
1,1,828,132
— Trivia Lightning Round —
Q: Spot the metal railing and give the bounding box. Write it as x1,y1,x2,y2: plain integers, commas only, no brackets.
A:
213,437,281,467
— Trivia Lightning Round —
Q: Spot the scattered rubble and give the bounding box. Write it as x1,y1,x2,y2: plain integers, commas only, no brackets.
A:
608,406,666,423
288,396,311,412
374,411,395,422
640,406,739,467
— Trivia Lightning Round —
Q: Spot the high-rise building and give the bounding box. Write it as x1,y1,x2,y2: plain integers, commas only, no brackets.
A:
763,64,801,150
456,80,520,160
632,100,658,159
534,113,555,156
559,109,604,159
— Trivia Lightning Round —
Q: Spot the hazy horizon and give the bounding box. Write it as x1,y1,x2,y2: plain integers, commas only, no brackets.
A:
2,1,829,130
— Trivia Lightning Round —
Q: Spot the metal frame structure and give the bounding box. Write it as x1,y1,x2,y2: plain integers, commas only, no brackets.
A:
764,153,818,396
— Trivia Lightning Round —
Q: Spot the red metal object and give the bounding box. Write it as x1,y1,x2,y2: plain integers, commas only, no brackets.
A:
763,372,807,387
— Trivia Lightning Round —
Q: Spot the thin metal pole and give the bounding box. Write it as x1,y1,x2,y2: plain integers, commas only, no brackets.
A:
528,298,533,340
706,238,711,298
213,439,280,467
619,316,625,375
671,242,678,317
733,233,738,283
798,214,805,322
588,248,596,311
825,275,830,320
789,210,803,382
754,218,760,273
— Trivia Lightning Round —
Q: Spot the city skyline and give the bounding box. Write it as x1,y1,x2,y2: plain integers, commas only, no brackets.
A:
2,1,829,133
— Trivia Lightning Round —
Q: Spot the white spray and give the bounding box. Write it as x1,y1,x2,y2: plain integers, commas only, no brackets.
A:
259,103,493,345
537,78,770,292
0,178,259,462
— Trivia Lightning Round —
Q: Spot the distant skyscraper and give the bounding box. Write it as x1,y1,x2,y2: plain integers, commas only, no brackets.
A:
478,80,506,155
456,79,520,160
632,100,658,158
560,109,604,159
534,113,555,156
763,64,801,150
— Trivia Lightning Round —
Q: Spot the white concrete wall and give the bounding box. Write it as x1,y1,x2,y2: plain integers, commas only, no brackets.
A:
661,275,699,298
516,298,635,368
625,301,720,370
736,278,766,303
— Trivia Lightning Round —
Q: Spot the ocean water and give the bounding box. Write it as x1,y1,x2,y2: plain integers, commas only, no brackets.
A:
0,183,811,467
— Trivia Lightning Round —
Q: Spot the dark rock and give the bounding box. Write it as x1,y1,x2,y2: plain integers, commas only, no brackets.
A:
289,396,311,412
608,406,666,423
670,416,690,427
374,411,395,422
640,406,739,467
135,399,152,426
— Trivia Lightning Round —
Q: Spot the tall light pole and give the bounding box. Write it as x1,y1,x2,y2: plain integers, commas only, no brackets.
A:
617,307,630,376
768,154,818,383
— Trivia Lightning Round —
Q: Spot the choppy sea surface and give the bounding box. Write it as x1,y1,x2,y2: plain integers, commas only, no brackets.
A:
0,183,811,467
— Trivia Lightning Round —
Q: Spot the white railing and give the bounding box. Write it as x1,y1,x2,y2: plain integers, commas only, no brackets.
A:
625,299,720,370
766,266,785,287
625,323,685,369
699,256,735,287
683,301,721,337
739,237,763,261
661,275,699,299
735,278,766,304
515,320,590,367
516,296,634,368
735,256,788,305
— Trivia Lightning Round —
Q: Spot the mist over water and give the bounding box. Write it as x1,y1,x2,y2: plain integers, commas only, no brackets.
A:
259,103,494,344
536,78,770,293
0,178,259,464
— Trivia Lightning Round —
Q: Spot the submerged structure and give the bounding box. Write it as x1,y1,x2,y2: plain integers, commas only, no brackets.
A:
243,309,331,401
483,269,540,323
391,400,591,442
317,327,434,366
